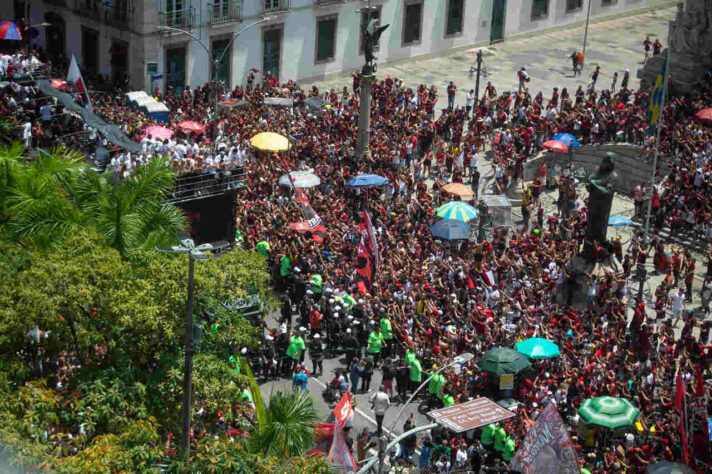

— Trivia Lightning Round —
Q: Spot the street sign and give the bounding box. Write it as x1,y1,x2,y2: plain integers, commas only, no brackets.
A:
427,397,516,433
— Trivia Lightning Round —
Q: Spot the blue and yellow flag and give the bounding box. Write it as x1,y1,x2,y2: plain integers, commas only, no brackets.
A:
648,59,667,126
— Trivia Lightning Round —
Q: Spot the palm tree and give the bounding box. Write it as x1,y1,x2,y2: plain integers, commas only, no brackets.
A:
239,359,319,458
69,156,187,256
4,145,85,247
252,390,319,458
4,145,186,255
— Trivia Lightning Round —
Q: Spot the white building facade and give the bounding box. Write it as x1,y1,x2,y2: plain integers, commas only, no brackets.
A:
2,0,653,92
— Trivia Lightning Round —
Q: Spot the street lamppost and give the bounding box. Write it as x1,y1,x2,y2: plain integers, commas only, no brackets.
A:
156,231,229,463
158,16,270,151
375,352,474,474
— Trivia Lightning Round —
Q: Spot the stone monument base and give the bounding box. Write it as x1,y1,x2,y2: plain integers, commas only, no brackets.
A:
558,254,623,311
638,49,707,94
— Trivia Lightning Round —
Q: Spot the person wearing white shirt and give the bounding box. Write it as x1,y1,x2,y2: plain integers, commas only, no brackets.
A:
22,121,32,147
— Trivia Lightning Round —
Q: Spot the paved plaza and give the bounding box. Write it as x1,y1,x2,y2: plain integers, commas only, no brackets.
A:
307,3,676,109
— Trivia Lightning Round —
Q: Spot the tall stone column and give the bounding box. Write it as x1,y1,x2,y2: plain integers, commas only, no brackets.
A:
357,70,373,161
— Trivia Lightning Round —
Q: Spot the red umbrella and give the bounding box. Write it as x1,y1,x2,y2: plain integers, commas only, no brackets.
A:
177,121,206,134
542,140,569,153
695,108,712,123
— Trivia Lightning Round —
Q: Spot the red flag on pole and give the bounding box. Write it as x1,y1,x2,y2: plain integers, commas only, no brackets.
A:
675,369,690,465
695,364,705,397
332,392,353,428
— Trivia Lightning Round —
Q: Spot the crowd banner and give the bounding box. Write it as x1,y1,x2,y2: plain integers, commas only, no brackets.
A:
296,189,326,243
326,423,357,472
510,403,579,474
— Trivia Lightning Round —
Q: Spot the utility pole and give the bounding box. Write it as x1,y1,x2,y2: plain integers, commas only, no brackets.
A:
475,50,483,100
356,0,388,162
181,254,196,460
581,0,592,69
157,233,229,464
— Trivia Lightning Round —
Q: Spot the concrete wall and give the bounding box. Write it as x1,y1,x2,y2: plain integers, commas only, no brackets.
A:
522,144,670,194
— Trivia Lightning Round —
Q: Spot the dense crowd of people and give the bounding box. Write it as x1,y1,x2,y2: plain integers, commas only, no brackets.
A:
3,44,712,473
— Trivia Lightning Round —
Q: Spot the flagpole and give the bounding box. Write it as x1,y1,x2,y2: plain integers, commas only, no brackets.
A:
642,47,671,237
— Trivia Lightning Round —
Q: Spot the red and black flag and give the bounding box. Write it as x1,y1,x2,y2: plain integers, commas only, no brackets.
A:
356,211,376,292
295,189,326,244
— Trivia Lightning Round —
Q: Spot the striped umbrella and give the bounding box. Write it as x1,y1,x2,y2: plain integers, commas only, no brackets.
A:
436,201,478,223
0,22,22,41
578,396,639,430
278,171,321,189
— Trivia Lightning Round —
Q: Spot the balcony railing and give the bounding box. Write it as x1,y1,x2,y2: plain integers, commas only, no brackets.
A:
263,0,290,13
315,0,346,5
210,2,240,26
158,8,195,29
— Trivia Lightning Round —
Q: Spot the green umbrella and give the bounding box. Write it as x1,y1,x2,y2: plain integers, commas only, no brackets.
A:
578,396,639,430
515,338,560,359
646,462,696,474
477,348,531,375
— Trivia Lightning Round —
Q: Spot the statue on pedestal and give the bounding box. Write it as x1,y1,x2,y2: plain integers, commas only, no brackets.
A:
583,152,619,260
639,0,712,93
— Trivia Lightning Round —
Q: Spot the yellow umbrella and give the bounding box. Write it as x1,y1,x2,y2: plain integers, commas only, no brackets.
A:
250,132,289,152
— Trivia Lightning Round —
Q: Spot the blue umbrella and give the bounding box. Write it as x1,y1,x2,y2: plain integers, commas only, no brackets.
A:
430,219,470,241
345,174,389,188
608,215,633,227
552,133,581,148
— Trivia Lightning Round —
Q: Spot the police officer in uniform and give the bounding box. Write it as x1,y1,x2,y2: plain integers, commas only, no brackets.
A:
309,333,325,377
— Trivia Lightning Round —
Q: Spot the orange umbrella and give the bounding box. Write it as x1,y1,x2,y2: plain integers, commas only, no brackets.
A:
177,121,206,134
542,140,569,153
442,183,475,199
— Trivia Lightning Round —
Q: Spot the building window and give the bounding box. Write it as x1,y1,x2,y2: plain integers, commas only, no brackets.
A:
403,2,422,45
531,0,548,18
359,7,382,54
81,27,99,76
601,0,616,5
166,46,186,92
315,16,337,63
566,0,582,11
445,0,464,36
212,38,231,87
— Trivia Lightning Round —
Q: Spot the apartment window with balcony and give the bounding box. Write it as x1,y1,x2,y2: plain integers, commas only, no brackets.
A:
212,38,231,86
359,7,381,54
445,0,464,36
163,0,192,28
264,0,289,12
566,0,582,12
211,0,240,25
402,2,422,46
531,0,548,19
315,15,337,63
